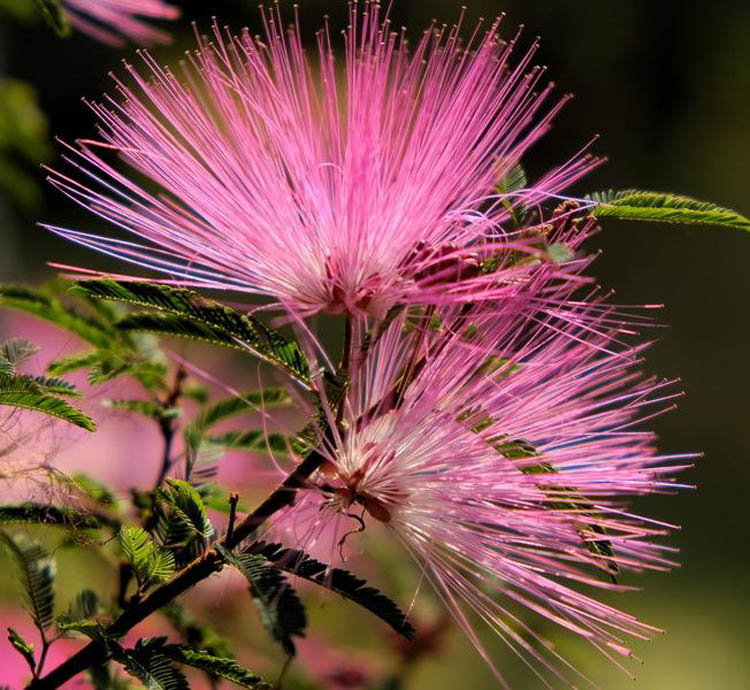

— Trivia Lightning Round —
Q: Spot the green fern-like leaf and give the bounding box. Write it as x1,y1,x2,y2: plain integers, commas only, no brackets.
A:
159,646,271,689
71,473,117,508
80,349,167,389
72,280,312,387
0,503,113,531
589,189,750,230
189,389,291,434
485,434,620,581
496,162,527,195
104,399,180,422
247,542,416,640
184,388,291,474
161,479,213,540
147,548,176,585
7,627,36,673
0,533,55,632
120,526,176,589
0,372,95,430
27,374,80,397
1,338,39,370
0,389,93,428
0,283,166,391
120,526,152,571
496,163,528,224
56,616,103,638
47,351,101,376
203,430,288,454
216,545,306,656
109,639,189,690
67,589,99,620
0,285,112,347
0,354,13,377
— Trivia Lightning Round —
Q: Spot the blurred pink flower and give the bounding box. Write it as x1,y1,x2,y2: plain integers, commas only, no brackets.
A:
61,0,179,46
45,4,597,318
296,636,376,689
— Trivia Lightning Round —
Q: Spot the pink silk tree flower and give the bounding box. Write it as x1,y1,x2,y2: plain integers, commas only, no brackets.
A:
271,303,694,687
44,3,598,318
61,0,179,46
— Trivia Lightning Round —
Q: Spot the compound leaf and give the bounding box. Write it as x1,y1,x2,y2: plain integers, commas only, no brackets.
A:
589,189,750,230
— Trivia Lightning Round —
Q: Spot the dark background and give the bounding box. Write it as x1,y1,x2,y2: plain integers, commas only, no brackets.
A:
1,1,749,687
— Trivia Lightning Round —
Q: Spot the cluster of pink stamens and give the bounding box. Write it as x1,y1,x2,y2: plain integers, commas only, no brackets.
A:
45,2,597,317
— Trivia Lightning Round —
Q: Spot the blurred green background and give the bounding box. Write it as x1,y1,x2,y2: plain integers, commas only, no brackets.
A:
1,1,748,688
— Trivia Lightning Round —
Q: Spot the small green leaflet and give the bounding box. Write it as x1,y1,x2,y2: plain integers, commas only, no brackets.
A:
119,526,175,589
1,338,39,372
27,374,80,397
496,163,528,224
7,627,36,674
57,590,101,639
589,189,750,230
496,163,528,195
517,457,620,582
48,349,167,390
0,282,168,391
56,617,103,638
47,351,101,377
160,479,214,541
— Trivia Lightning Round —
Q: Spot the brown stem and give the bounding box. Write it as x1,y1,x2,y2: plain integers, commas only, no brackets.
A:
34,636,51,679
336,316,354,427
153,420,176,489
226,493,239,543
340,315,353,374
27,447,328,690
154,366,187,488
116,562,133,610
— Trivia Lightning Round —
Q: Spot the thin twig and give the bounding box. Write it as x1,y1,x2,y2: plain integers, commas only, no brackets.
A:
153,366,187,488
226,493,239,543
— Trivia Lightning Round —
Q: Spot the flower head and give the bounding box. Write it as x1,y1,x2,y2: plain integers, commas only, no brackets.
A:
61,0,179,46
45,4,597,317
276,296,692,686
